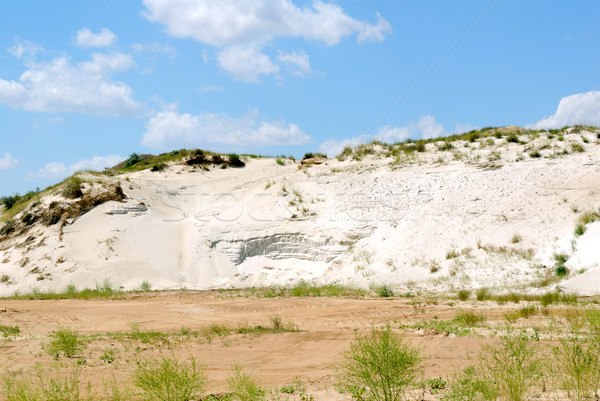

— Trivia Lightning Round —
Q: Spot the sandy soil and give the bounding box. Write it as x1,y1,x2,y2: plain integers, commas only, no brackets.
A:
0,292,579,399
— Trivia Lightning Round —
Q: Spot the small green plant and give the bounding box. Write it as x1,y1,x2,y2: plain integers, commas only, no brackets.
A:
553,333,600,400
478,333,542,401
139,280,152,292
62,177,83,199
457,290,471,301
0,325,20,337
454,310,485,327
338,325,421,401
229,153,245,167
428,377,446,394
45,326,85,358
134,357,208,401
227,365,266,401
151,163,167,172
571,143,585,153
100,349,116,364
4,368,84,401
275,158,285,166
376,284,394,298
511,233,522,244
124,153,142,168
442,366,497,401
575,224,586,236
475,287,490,301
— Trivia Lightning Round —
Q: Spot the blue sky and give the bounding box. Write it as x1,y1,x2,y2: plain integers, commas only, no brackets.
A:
1,1,599,195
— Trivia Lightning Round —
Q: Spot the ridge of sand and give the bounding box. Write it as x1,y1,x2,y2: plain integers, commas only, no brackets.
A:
1,128,599,296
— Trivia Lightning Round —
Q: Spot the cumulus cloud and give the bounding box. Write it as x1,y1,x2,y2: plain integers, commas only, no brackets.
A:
76,28,117,47
217,45,279,82
0,153,18,170
142,107,312,150
0,52,141,116
529,91,600,129
278,51,311,76
8,39,42,59
30,155,124,181
142,0,391,46
319,136,363,158
142,0,391,81
319,116,475,157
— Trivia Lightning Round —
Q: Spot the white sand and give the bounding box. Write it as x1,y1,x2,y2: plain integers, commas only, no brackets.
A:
1,129,599,296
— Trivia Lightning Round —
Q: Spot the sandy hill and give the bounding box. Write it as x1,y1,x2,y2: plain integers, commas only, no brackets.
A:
1,126,600,297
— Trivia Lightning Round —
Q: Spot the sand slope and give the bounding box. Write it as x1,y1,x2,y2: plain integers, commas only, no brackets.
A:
1,129,600,295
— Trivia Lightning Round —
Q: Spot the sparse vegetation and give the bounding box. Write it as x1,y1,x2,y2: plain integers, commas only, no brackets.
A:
44,326,85,358
338,325,421,401
227,366,266,401
134,357,208,401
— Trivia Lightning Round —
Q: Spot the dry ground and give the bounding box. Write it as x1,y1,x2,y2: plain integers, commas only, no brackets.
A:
0,291,595,400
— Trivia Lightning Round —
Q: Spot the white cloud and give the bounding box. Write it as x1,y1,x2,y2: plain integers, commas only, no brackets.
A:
202,84,223,93
142,0,392,46
0,52,142,116
31,155,124,180
278,51,311,76
0,153,18,170
529,91,600,129
319,136,363,158
142,108,312,150
8,39,42,59
76,28,116,48
142,0,391,81
217,45,279,82
320,116,472,157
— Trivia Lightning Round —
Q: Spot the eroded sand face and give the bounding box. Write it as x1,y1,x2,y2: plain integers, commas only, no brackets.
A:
1,130,599,296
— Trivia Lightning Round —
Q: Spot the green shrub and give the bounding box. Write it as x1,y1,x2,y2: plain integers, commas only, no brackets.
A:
275,158,285,166
228,154,245,167
338,325,421,401
571,143,585,153
575,224,586,236
478,333,543,401
442,366,497,401
44,326,85,358
553,334,600,400
454,310,485,327
475,288,491,301
139,280,152,292
4,369,84,401
2,195,20,210
151,163,166,172
227,366,266,401
134,357,208,401
124,153,142,168
62,177,83,199
457,290,471,301
0,325,20,337
376,284,394,298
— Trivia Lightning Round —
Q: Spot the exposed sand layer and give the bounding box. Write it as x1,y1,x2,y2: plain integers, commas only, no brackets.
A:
1,128,599,295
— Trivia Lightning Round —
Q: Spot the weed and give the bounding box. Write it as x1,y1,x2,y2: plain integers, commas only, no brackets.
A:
0,325,20,337
338,325,421,401
376,284,394,298
442,366,497,401
275,158,285,166
553,333,600,400
475,287,490,301
511,233,522,244
44,326,85,358
478,333,543,401
139,280,152,292
62,177,83,199
428,377,446,394
457,290,471,301
571,143,585,153
134,357,208,401
454,310,485,327
446,249,460,259
227,366,266,401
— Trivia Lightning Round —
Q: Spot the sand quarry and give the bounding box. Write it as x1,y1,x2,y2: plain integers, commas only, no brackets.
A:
1,126,600,399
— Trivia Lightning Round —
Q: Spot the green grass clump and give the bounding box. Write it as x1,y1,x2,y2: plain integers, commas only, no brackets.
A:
454,310,486,327
475,287,491,301
478,333,543,401
275,158,285,166
442,366,497,401
4,369,84,401
62,177,83,199
338,325,421,401
553,334,600,400
457,290,471,301
0,325,20,337
134,357,208,401
227,366,266,401
375,284,394,298
44,326,85,358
